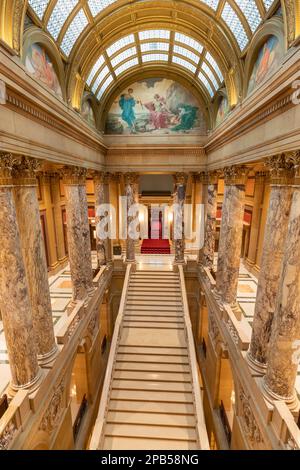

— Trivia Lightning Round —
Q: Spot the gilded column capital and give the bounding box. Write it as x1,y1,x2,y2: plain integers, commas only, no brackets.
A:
223,165,249,186
265,153,295,185
0,153,19,186
104,172,114,184
60,166,87,185
124,172,139,185
208,170,221,185
37,171,52,186
12,156,41,187
173,172,188,186
286,151,300,184
92,170,105,184
198,171,209,185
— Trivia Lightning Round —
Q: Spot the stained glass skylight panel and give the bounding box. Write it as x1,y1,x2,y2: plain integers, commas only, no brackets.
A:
202,63,219,90
206,52,223,82
263,0,274,9
139,30,170,40
97,75,113,99
140,42,169,52
60,9,88,56
221,2,248,50
201,0,219,10
174,33,203,54
198,72,214,97
106,35,135,57
235,0,261,33
111,47,137,67
172,56,197,74
114,58,139,76
142,54,169,62
88,0,118,17
47,0,77,40
92,66,109,93
28,0,49,20
173,45,200,65
86,56,105,86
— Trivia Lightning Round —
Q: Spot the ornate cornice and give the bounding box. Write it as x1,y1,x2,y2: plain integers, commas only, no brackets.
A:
223,165,249,186
173,172,188,186
60,166,87,186
265,153,295,185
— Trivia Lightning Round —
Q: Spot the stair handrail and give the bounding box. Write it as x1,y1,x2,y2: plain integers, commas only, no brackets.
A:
178,264,210,450
89,263,132,450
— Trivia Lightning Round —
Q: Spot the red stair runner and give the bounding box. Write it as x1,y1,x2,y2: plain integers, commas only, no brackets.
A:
141,239,171,254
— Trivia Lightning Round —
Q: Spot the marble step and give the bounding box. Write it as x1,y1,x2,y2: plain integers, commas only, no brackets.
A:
117,346,188,356
113,370,191,383
114,362,191,373
106,411,196,427
123,316,184,323
110,389,194,403
112,379,193,392
125,305,182,312
104,423,197,442
116,354,189,364
103,436,198,450
108,400,195,415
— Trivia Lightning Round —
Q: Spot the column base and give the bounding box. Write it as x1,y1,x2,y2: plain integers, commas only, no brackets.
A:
37,344,59,367
246,351,267,375
262,377,300,412
174,259,186,265
8,367,44,398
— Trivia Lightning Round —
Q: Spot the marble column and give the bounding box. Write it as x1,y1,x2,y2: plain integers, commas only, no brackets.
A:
50,173,66,262
39,172,59,269
215,165,249,317
0,154,41,391
246,172,266,267
248,155,294,372
78,179,94,292
13,157,58,365
201,171,220,270
263,152,300,409
93,171,106,267
103,173,113,264
173,173,188,264
61,166,93,301
124,173,139,263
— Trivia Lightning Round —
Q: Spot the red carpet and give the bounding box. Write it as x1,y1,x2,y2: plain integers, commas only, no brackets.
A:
141,239,171,254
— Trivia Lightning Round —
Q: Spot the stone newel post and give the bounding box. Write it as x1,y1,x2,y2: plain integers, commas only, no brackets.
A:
215,165,249,317
0,154,41,391
263,152,300,409
247,155,294,372
13,157,58,364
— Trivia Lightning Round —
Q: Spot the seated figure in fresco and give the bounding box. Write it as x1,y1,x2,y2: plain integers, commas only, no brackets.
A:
144,94,171,130
171,104,198,132
26,44,62,97
119,88,140,133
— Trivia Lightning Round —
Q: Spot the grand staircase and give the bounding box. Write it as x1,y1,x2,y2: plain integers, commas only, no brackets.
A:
90,263,209,450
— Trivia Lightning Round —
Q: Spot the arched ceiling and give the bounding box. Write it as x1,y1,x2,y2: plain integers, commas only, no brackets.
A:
26,0,279,112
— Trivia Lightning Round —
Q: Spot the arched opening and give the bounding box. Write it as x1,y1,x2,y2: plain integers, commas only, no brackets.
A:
69,344,89,443
217,353,235,448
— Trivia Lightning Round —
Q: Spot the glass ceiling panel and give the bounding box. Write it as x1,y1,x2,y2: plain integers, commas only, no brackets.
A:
235,0,261,33
97,75,113,99
92,65,109,93
88,0,118,17
60,9,88,56
87,56,105,86
172,56,197,74
173,45,200,65
140,42,170,52
106,34,135,57
111,47,137,67
198,72,214,97
205,52,223,82
47,0,78,41
139,30,170,40
114,58,139,76
142,54,169,62
201,0,219,10
202,62,219,90
221,2,248,50
263,0,274,9
28,0,49,20
174,32,203,54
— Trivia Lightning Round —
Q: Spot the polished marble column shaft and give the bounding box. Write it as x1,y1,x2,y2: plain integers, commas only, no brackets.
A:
13,157,57,364
215,166,248,314
248,155,294,371
124,173,139,263
61,166,93,301
246,172,266,266
173,173,188,264
50,173,66,262
263,153,300,408
94,171,106,266
201,172,219,269
0,154,41,390
78,181,94,292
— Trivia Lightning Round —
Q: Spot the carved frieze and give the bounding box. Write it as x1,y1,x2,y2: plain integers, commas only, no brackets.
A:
39,379,65,434
239,388,264,448
0,420,18,450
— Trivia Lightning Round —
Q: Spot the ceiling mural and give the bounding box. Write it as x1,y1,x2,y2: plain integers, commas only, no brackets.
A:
216,95,229,127
105,78,207,135
247,35,283,95
81,98,96,127
24,43,63,98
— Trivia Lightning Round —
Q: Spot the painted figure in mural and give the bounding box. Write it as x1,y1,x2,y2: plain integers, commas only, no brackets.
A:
25,44,62,98
144,94,170,129
119,88,140,133
248,36,281,94
171,104,198,132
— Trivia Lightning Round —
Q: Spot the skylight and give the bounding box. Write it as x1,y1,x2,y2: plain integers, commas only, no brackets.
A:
106,35,135,57
86,56,105,86
172,56,197,74
202,63,219,90
199,72,214,97
141,43,170,52
139,30,170,40
60,9,88,56
174,33,203,54
173,45,200,65
235,0,261,33
97,75,113,99
201,0,219,10
47,0,77,41
142,54,169,62
205,52,224,82
221,2,249,50
88,0,118,17
114,58,139,76
92,66,109,93
111,47,137,67
28,0,49,19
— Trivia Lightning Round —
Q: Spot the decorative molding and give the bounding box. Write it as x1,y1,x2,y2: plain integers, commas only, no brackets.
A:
0,419,18,450
0,152,18,185
60,166,87,186
38,379,65,435
12,156,40,186
173,172,188,186
265,153,295,185
239,388,264,448
124,172,139,185
223,165,249,186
